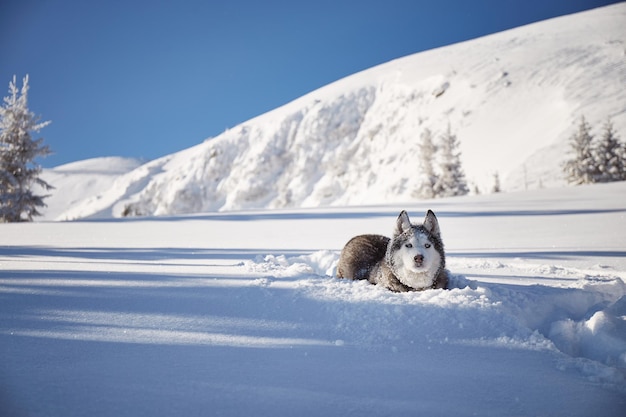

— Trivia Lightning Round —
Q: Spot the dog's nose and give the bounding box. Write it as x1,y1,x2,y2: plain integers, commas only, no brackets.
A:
414,254,424,263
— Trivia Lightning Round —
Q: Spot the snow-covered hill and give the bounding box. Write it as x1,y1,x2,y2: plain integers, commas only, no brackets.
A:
47,3,626,220
38,157,143,221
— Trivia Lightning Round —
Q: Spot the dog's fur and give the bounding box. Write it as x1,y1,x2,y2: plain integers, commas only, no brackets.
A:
337,210,448,292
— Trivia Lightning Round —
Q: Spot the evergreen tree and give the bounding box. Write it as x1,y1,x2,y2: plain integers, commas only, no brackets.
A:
433,124,468,197
492,171,501,193
0,75,52,222
415,128,437,199
593,118,625,182
562,116,597,185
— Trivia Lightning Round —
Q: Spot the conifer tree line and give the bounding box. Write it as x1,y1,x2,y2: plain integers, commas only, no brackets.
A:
562,116,626,185
415,124,469,199
0,75,52,222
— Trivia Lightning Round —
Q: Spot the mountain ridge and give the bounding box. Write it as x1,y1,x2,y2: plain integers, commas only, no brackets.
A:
45,3,626,220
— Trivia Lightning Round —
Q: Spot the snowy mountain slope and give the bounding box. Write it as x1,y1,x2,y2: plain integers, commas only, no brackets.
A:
37,157,143,221
54,3,626,220
2,182,625,416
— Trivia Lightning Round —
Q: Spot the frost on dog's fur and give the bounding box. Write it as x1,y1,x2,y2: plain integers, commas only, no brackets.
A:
337,210,449,292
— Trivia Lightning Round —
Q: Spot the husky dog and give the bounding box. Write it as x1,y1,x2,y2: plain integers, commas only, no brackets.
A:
337,210,448,292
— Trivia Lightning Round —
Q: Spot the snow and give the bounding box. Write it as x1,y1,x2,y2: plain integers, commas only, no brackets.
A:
2,182,626,416
36,157,143,221
34,3,626,220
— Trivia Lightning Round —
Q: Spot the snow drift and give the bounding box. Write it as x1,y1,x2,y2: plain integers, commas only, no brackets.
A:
47,3,626,220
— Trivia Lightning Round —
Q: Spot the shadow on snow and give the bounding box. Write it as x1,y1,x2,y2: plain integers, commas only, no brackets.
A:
56,207,626,223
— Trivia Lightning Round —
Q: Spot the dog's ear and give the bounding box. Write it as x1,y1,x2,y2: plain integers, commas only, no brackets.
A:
423,210,441,237
395,210,412,236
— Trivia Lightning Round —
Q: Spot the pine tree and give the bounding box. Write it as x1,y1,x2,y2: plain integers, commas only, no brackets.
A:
562,116,597,185
433,124,468,197
593,118,625,182
0,75,52,222
415,128,437,199
492,171,501,193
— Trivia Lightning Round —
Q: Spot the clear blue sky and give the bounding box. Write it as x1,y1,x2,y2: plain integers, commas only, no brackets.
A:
1,0,620,168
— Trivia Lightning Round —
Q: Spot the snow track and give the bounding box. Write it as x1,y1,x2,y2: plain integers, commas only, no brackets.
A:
246,251,626,387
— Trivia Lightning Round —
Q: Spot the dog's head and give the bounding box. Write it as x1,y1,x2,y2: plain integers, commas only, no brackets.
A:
387,210,445,289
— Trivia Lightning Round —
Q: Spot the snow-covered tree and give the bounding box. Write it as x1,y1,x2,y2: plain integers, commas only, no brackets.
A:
562,116,597,185
433,124,468,197
0,75,52,222
492,171,501,193
593,118,625,182
415,128,437,199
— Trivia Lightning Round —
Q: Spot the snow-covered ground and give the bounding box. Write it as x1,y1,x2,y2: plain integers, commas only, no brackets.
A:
2,182,625,416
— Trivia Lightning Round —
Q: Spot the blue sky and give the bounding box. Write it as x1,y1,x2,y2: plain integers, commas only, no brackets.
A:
1,0,620,168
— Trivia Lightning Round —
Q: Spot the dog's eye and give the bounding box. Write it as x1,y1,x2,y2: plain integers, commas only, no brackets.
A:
424,243,431,248
405,243,413,248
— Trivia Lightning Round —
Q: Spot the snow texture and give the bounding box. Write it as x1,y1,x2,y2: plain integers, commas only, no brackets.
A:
1,181,626,416
38,3,626,220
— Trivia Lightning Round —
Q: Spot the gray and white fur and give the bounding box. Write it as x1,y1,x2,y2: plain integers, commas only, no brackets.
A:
337,210,448,292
